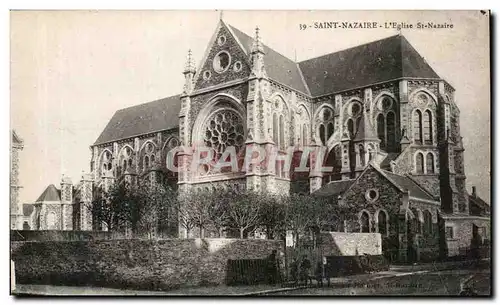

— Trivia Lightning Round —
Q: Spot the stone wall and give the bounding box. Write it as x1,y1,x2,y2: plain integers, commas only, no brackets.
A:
320,232,382,256
12,238,283,291
444,217,490,257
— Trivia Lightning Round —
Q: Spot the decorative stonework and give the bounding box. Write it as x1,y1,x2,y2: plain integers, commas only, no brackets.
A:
203,109,245,153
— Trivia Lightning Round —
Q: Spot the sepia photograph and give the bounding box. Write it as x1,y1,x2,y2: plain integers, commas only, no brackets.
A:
9,10,491,296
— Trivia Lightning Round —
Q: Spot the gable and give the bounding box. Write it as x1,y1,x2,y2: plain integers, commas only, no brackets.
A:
193,22,251,91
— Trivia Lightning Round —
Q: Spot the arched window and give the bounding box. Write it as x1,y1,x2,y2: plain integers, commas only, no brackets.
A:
377,114,385,149
424,210,432,234
144,156,150,168
273,113,278,145
355,117,361,134
386,112,396,151
359,144,365,166
151,154,155,164
416,152,424,174
426,153,435,174
424,210,433,234
327,122,334,141
319,124,326,145
360,211,370,233
378,210,388,236
414,110,423,144
302,124,308,146
279,115,285,150
47,212,57,230
347,119,354,138
424,110,433,144
123,160,127,171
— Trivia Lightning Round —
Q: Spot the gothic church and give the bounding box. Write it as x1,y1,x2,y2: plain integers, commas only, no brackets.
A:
78,20,489,261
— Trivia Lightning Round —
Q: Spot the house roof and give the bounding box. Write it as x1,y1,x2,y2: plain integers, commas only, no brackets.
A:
313,179,355,197
469,194,490,213
36,184,61,202
298,35,440,97
23,203,34,216
94,95,181,145
228,24,310,95
380,152,400,170
382,170,436,202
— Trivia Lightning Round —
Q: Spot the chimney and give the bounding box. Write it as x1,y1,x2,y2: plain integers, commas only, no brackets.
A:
472,186,477,198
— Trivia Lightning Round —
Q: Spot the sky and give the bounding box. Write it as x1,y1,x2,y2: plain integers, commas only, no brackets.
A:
10,10,490,204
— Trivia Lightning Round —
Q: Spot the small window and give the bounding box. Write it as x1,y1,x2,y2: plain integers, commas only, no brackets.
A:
217,35,226,46
233,61,242,72
203,70,211,80
366,189,379,202
445,226,454,239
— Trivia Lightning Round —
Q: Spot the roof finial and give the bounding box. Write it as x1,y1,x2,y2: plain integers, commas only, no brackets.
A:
219,10,224,20
252,26,264,53
184,49,196,74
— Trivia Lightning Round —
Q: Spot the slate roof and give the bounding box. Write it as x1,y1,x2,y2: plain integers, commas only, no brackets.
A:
298,35,440,97
382,170,435,201
380,152,400,170
469,195,490,215
23,204,34,216
228,24,310,95
313,179,355,197
94,95,181,145
36,184,61,202
93,27,441,145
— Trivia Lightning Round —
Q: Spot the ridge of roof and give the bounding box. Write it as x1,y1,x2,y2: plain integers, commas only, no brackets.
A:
382,170,436,202
227,24,310,95
299,34,401,64
298,34,441,97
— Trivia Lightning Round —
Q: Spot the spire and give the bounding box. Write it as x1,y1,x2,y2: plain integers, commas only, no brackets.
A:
183,49,196,75
183,49,196,95
251,26,264,54
353,107,379,142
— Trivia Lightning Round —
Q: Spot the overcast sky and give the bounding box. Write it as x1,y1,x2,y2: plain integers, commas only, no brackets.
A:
10,10,490,203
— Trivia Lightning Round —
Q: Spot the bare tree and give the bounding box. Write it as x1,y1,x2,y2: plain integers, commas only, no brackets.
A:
258,193,286,240
227,190,261,239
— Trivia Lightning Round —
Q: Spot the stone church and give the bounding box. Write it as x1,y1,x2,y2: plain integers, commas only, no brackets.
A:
78,20,488,261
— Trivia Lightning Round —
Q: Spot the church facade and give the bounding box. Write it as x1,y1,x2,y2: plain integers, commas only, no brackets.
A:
82,20,489,261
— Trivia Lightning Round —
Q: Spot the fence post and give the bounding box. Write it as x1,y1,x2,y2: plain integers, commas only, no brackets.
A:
10,259,15,293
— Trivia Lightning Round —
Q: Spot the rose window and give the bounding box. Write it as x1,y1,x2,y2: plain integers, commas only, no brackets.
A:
204,110,245,154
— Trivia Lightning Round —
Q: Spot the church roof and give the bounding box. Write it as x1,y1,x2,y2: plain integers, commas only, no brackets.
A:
93,29,441,145
382,170,436,202
227,24,310,95
94,95,181,145
313,179,356,197
298,35,440,97
36,184,61,202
